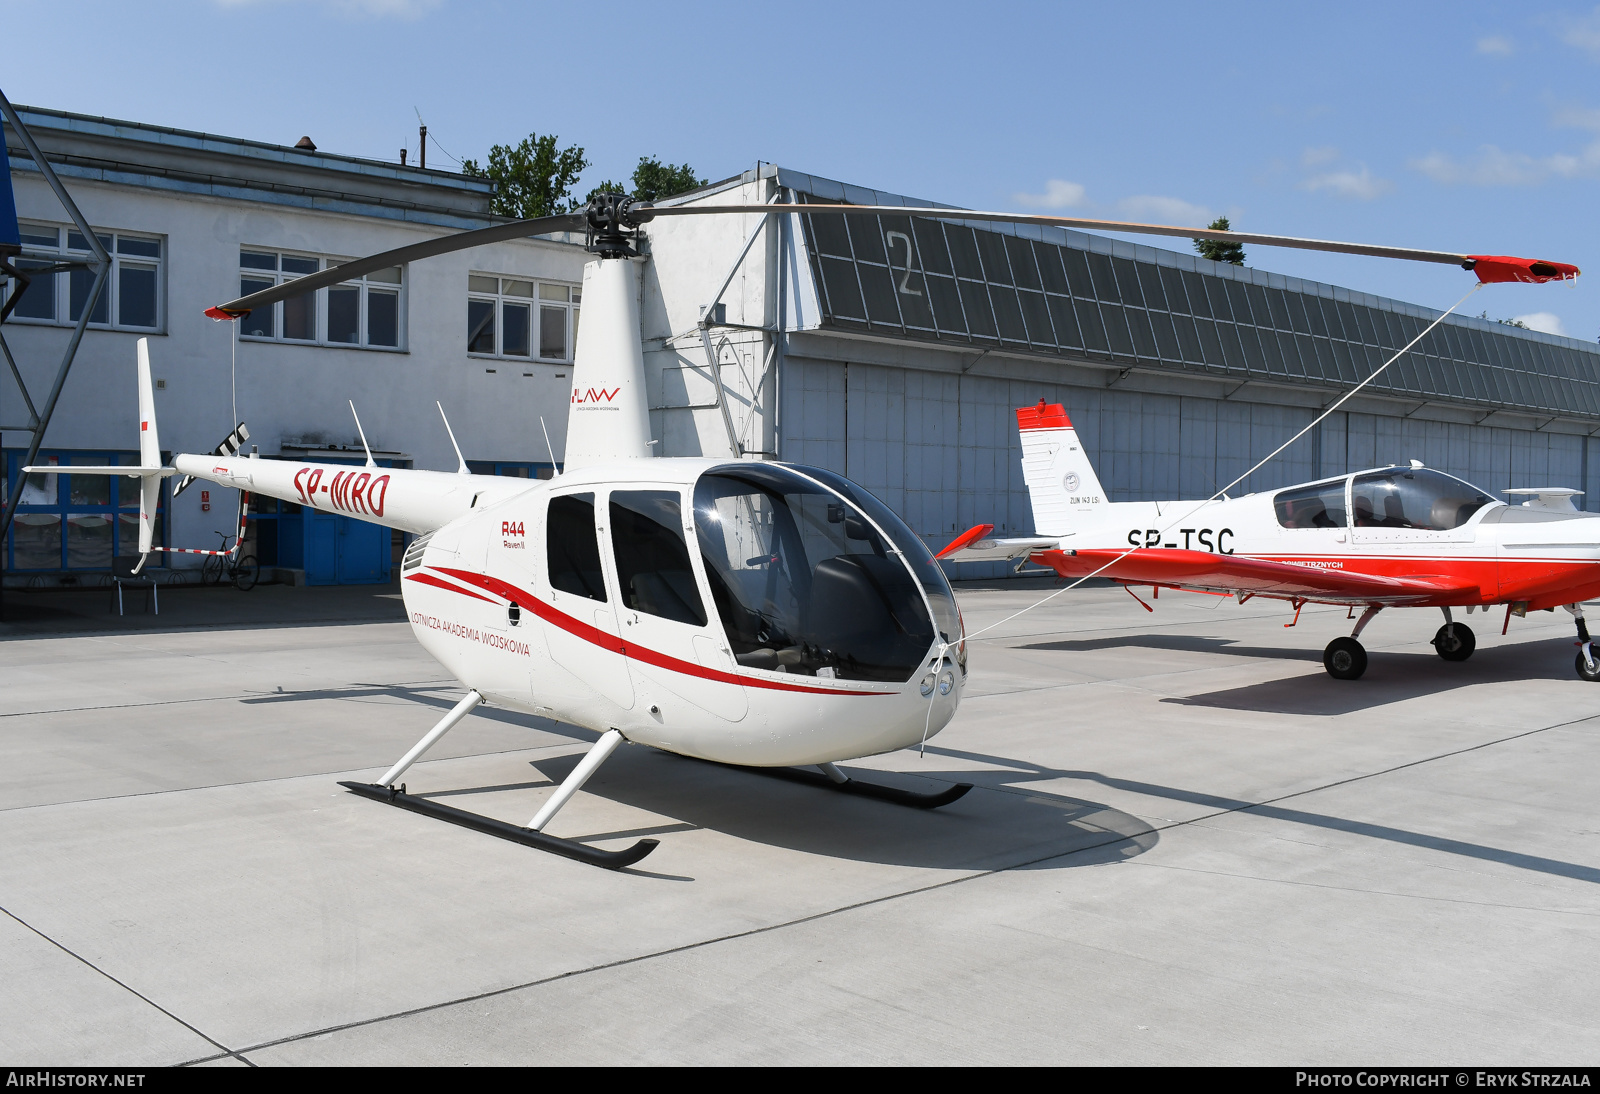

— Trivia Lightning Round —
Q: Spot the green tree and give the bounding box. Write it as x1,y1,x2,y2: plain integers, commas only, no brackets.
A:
1193,216,1245,266
629,157,705,202
461,133,590,219
584,157,706,205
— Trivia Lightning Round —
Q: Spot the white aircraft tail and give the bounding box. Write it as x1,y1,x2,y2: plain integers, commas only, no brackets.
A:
1016,401,1108,536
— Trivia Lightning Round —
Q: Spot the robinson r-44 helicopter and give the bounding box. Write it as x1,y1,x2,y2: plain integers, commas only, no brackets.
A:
37,194,1580,867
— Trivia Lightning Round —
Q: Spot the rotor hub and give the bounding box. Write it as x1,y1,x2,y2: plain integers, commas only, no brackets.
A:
584,194,655,259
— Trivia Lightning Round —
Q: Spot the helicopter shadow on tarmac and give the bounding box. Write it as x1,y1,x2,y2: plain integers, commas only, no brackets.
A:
431,745,1159,874
247,681,1159,872
1017,632,1574,716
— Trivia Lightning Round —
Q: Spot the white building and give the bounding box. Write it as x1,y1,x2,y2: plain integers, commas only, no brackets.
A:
3,105,585,584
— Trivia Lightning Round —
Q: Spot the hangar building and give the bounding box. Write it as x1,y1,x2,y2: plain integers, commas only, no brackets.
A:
6,110,1600,586
643,166,1600,576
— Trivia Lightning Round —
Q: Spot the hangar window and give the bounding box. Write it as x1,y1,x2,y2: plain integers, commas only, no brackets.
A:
237,250,403,350
2,223,165,333
467,275,580,362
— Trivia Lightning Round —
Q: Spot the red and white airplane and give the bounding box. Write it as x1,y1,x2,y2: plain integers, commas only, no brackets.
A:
939,400,1600,682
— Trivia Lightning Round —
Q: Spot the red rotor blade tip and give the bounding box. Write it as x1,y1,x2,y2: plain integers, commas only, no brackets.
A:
1469,256,1581,285
204,306,247,321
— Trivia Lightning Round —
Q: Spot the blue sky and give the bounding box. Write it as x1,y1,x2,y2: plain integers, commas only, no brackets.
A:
5,0,1599,340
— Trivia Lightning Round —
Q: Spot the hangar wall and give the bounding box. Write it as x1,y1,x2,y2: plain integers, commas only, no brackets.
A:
780,359,1598,560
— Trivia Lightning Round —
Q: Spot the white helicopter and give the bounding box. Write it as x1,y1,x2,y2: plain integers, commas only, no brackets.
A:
38,194,1579,867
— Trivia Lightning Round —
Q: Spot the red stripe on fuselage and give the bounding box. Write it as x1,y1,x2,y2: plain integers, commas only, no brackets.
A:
423,565,889,697
405,571,499,604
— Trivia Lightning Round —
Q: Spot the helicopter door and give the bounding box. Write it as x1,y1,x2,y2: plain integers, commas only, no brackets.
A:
542,490,633,711
604,487,747,723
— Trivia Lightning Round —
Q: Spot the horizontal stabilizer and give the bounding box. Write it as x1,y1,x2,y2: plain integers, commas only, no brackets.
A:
23,465,172,477
936,524,1057,562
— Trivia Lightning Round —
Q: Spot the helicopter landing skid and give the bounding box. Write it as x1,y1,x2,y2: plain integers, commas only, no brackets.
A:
337,781,658,870
729,763,974,809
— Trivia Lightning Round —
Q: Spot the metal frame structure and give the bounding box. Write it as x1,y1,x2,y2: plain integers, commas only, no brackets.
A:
0,87,112,612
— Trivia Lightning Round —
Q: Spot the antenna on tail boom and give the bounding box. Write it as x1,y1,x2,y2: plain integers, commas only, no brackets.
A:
349,401,377,468
437,402,469,475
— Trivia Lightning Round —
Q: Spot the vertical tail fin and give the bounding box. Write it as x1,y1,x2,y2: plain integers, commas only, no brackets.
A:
136,339,161,555
1016,401,1106,535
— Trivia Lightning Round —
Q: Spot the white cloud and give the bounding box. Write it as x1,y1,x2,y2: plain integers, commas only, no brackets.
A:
1513,312,1567,336
1477,34,1514,55
1561,7,1600,58
1552,103,1600,131
1114,195,1213,226
1301,146,1341,168
1012,179,1087,209
1300,165,1393,200
1410,141,1600,185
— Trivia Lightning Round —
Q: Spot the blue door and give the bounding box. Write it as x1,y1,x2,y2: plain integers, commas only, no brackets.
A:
306,512,339,584
337,517,386,584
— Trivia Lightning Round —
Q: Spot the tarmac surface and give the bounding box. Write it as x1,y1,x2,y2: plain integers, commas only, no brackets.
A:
2,578,1597,1065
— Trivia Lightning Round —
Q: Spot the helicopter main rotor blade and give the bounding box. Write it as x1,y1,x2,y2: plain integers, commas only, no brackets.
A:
206,212,587,318
643,203,1474,266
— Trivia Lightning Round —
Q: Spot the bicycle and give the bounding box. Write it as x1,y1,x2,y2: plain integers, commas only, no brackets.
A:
200,531,259,591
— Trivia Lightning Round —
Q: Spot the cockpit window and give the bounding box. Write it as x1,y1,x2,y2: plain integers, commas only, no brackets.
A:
1274,479,1348,529
693,463,936,682
546,492,606,602
609,490,707,627
793,464,966,672
1351,467,1492,531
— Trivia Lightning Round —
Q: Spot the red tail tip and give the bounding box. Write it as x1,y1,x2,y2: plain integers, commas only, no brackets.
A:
1016,402,1072,431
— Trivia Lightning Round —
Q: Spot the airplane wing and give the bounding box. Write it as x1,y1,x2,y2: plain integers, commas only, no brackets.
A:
1040,548,1473,605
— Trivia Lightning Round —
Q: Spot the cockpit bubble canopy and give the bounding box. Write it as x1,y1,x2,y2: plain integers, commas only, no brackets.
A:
1275,467,1494,531
692,462,963,684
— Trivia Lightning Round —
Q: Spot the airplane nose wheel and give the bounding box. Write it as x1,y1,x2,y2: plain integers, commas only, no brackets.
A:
1575,652,1600,682
1323,637,1367,680
1432,622,1475,661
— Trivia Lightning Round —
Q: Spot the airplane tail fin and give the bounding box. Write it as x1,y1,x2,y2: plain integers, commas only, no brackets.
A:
1016,401,1107,536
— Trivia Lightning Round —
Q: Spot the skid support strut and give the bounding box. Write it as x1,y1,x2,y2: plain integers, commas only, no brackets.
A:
728,760,973,809
379,689,481,787
340,699,656,869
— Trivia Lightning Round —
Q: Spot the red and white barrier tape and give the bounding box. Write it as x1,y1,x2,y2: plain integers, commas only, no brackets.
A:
148,492,251,559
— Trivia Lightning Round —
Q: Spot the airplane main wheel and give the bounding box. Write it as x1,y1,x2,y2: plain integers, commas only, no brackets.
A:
1575,651,1600,682
1323,637,1368,680
1433,622,1475,662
